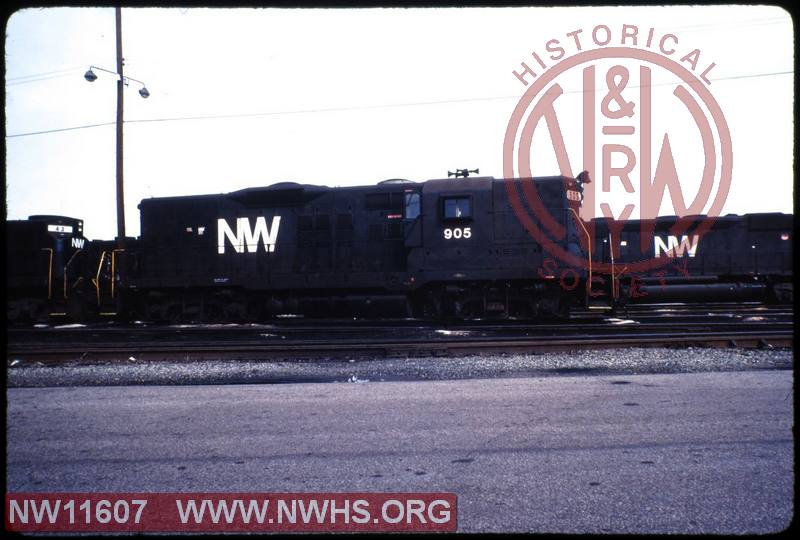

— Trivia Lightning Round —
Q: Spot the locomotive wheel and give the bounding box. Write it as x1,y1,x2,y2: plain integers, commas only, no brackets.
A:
421,294,442,320
164,304,184,324
145,304,165,323
554,297,570,319
222,302,247,322
66,294,88,322
7,300,24,324
202,303,225,323
33,302,51,324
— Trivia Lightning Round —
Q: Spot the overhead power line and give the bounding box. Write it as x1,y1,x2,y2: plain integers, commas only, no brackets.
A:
6,67,84,85
5,69,793,139
6,122,116,138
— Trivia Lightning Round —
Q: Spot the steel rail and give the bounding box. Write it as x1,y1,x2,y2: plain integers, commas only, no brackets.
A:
7,330,792,363
6,320,793,339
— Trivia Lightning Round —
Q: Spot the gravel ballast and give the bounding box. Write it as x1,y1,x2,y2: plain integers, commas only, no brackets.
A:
6,347,792,387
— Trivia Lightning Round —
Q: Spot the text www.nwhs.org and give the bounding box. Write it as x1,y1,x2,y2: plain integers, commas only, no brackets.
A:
5,493,457,532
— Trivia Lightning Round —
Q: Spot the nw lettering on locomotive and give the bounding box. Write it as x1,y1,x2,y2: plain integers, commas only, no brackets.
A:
654,234,700,258
217,216,281,254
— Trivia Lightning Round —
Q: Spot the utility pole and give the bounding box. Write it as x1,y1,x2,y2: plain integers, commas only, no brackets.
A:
113,6,127,310
115,6,126,251
84,7,150,312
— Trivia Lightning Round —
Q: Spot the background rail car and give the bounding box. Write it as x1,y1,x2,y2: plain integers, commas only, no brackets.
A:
589,213,793,305
5,215,95,322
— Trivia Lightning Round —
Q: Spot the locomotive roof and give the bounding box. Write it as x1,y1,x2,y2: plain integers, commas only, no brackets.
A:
137,175,578,208
27,214,83,223
589,212,793,229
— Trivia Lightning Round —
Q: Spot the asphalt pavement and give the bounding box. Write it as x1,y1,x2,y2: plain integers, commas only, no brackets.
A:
6,369,793,533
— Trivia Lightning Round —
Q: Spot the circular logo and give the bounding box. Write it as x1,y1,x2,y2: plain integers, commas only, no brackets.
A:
503,45,732,275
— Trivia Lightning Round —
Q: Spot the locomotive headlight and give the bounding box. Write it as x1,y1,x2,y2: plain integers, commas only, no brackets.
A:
781,233,789,241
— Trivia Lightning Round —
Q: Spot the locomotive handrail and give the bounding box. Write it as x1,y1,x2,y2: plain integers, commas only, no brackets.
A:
112,249,125,299
616,266,628,299
608,233,617,300
62,249,82,299
41,248,53,300
568,208,591,304
93,251,108,306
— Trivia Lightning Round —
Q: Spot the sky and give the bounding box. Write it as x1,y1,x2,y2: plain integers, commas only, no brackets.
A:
4,5,795,240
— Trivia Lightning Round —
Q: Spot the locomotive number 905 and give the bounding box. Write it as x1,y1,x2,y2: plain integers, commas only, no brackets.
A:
443,227,472,240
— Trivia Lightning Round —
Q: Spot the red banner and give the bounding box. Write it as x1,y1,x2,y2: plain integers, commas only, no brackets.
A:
6,492,457,532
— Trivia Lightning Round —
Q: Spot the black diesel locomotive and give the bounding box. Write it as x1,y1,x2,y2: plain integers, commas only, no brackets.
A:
590,213,793,304
130,174,586,321
6,215,97,321
5,173,794,323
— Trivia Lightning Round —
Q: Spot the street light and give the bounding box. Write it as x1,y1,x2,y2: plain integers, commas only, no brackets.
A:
85,65,150,99
83,7,149,311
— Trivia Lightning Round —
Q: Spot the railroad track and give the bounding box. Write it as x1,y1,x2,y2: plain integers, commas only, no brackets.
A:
577,302,794,320
6,314,793,363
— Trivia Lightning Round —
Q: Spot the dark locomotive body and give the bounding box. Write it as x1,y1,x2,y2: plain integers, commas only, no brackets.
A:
590,213,793,304
5,175,793,324
127,175,585,321
5,215,93,321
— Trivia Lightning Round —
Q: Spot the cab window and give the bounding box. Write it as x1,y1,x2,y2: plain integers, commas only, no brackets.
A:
404,192,420,219
442,197,472,220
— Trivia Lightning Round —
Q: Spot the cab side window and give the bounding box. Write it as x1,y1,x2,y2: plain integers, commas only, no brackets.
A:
442,197,472,220
404,192,420,220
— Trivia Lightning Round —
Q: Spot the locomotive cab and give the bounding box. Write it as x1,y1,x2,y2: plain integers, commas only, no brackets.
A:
418,176,493,274
6,215,92,322
404,174,587,319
